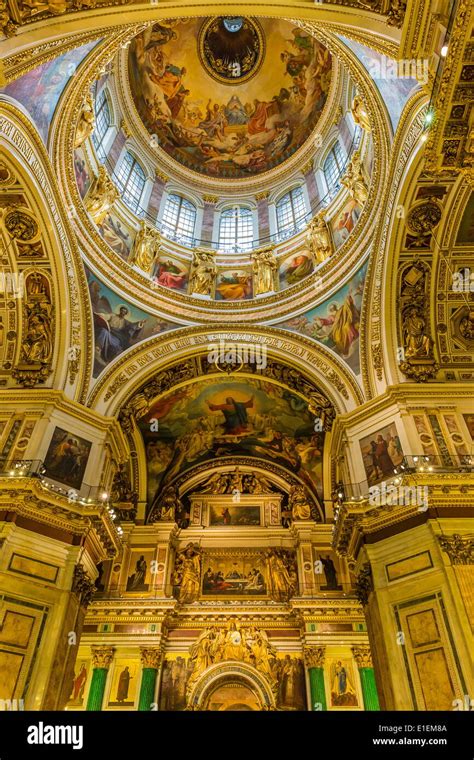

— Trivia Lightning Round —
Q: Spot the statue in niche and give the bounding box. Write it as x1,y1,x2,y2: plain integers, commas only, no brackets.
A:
306,211,334,264
341,150,368,206
265,549,297,602
402,306,432,358
189,249,217,296
351,95,372,132
288,484,311,520
85,166,119,225
130,221,162,274
252,246,277,295
74,94,95,149
110,463,137,506
321,555,340,590
157,484,180,521
20,274,53,365
174,542,202,603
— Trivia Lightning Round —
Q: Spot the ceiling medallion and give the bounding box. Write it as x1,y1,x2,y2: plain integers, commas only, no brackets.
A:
198,17,265,85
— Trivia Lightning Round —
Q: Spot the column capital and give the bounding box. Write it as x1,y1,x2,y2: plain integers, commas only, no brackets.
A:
255,191,269,201
91,646,115,669
155,169,169,183
140,647,163,670
438,534,474,564
203,194,219,204
303,645,325,669
352,645,373,669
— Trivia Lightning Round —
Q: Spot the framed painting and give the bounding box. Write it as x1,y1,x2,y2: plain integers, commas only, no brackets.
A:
43,426,92,490
358,422,404,486
208,504,261,526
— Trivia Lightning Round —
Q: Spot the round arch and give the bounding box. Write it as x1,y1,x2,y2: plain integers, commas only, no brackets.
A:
187,660,277,711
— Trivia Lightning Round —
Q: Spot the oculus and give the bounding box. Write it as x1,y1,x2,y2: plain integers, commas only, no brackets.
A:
198,17,265,85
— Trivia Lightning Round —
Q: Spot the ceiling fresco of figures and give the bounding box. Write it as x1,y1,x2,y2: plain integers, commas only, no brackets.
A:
139,378,324,512
128,18,332,178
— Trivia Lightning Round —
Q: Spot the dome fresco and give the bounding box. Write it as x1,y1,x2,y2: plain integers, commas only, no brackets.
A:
128,18,332,178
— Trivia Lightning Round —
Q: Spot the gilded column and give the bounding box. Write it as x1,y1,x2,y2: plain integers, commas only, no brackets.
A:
86,647,114,711
138,648,162,711
303,646,326,711
352,646,380,711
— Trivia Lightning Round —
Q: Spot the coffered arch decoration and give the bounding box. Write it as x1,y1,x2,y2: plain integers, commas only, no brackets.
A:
187,660,277,711
0,101,92,397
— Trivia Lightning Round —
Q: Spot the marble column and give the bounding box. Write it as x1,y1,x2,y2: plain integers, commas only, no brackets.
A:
256,191,270,241
107,130,126,172
352,646,380,711
86,646,114,711
138,648,162,711
201,195,218,245
303,646,327,711
147,170,168,222
302,160,319,209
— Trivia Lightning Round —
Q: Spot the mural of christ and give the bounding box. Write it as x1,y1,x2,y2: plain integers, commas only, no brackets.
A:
206,396,254,434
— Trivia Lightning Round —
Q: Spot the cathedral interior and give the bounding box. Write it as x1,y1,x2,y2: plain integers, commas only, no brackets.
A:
0,0,473,718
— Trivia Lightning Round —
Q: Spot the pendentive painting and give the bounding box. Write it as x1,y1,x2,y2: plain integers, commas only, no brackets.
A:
358,422,404,486
97,212,135,261
140,378,324,514
128,19,332,178
154,256,190,291
43,426,92,490
279,250,314,289
73,147,92,199
215,270,253,300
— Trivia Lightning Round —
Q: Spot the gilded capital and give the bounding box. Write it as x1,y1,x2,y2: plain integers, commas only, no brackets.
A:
91,646,115,669
352,646,373,669
140,647,163,670
303,646,325,669
203,194,219,204
438,534,474,565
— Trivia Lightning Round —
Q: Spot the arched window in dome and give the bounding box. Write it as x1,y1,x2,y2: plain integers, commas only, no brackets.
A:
161,193,197,246
115,151,146,213
218,206,254,252
92,89,112,163
276,186,307,240
323,141,345,198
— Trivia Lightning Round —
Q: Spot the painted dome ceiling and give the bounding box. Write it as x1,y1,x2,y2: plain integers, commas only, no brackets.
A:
127,17,333,179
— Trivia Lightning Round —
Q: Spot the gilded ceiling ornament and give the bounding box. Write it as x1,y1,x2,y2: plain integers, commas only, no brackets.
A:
386,0,407,27
71,563,96,607
406,198,443,238
341,150,369,206
189,248,217,296
85,166,120,225
129,221,161,275
120,118,131,139
0,0,18,37
459,309,474,342
355,562,373,606
252,245,277,296
73,94,95,149
351,95,372,132
303,646,325,669
20,0,70,18
398,260,438,382
351,645,373,669
306,210,334,264
3,207,39,241
0,161,14,186
12,271,54,387
90,646,115,669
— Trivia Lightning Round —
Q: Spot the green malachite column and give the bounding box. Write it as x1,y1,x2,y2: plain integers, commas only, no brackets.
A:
352,646,380,711
86,647,114,711
304,646,327,711
138,648,162,711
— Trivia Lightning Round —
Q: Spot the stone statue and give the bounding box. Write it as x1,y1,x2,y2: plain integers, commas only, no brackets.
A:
85,166,119,225
288,484,311,520
252,245,277,295
110,463,136,504
186,628,215,691
74,94,95,149
130,221,161,275
351,95,372,132
119,392,150,435
307,390,335,431
189,249,217,296
174,543,202,603
321,555,339,590
157,484,180,522
306,211,334,264
341,150,368,206
403,306,432,358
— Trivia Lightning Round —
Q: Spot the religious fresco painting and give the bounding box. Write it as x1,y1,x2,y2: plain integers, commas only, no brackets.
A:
43,426,92,490
86,268,178,377
331,198,362,249
463,414,474,441
159,656,194,711
280,261,367,375
67,660,90,707
208,504,261,526
153,255,190,291
201,555,267,596
107,660,139,708
215,269,253,300
329,659,359,707
73,147,92,199
141,378,324,512
279,250,314,288
455,192,474,244
125,550,155,592
97,211,135,261
3,41,99,143
128,19,332,178
358,422,404,486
